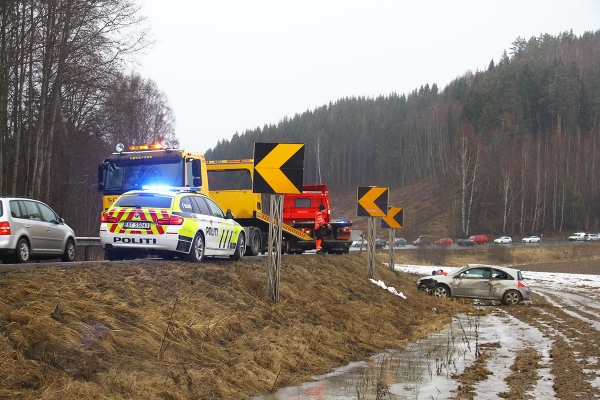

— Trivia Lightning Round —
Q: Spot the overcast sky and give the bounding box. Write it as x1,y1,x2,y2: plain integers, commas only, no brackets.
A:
135,0,600,154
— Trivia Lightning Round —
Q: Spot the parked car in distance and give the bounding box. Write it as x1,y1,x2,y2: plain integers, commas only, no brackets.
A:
469,234,488,244
394,238,407,247
583,233,599,241
413,236,431,246
457,238,476,246
522,236,541,243
493,236,512,244
374,238,387,249
0,196,76,264
416,264,530,305
435,237,454,245
569,232,586,241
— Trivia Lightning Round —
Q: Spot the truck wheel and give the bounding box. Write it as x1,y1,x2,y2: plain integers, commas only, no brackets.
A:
186,232,205,263
245,229,261,256
230,233,245,261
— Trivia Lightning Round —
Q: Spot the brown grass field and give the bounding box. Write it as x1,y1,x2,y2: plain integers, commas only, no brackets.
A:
1,243,599,399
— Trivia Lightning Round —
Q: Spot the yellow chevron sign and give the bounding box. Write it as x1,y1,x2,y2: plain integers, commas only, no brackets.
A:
357,187,388,217
381,207,403,229
253,143,305,194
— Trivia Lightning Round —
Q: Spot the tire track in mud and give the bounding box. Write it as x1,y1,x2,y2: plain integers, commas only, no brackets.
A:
503,290,600,399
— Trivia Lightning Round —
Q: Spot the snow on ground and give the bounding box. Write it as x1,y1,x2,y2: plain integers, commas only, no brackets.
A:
258,264,600,399
392,264,600,291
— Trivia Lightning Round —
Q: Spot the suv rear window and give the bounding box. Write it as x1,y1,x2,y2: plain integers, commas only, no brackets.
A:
0,201,3,217
113,194,172,209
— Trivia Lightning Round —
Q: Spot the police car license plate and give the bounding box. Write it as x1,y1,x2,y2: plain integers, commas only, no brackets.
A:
123,221,150,229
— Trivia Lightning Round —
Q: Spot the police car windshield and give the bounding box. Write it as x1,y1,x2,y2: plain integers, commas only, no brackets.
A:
113,194,172,209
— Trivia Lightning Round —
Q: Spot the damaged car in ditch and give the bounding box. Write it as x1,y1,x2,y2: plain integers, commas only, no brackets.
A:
416,264,530,305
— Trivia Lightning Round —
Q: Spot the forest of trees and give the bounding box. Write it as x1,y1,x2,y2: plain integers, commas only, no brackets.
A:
0,0,177,235
1,1,599,239
207,30,600,238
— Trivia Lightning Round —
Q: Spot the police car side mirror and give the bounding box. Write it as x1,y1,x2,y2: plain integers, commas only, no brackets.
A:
226,209,234,219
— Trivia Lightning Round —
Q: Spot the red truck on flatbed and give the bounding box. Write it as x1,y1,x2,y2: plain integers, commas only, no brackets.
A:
206,160,353,255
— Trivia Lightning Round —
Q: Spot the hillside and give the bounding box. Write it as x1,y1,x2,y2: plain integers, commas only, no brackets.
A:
329,176,455,240
205,31,600,239
0,254,473,399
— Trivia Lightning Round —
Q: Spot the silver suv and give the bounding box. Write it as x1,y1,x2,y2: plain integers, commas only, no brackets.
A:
0,197,76,263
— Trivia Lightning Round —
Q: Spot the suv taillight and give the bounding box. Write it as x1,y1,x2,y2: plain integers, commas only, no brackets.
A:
0,221,10,235
101,212,118,223
157,215,184,225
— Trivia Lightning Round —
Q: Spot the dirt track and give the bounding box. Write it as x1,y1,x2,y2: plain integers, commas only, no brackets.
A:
442,280,600,399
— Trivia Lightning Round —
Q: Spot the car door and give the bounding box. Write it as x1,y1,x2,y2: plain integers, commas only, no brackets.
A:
18,200,50,253
203,196,237,254
489,268,514,300
36,202,66,254
453,267,492,298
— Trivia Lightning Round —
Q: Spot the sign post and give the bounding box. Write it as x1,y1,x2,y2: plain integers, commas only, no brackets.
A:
253,143,304,302
382,206,404,271
357,186,388,279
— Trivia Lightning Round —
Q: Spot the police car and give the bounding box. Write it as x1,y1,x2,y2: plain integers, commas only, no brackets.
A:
100,189,245,262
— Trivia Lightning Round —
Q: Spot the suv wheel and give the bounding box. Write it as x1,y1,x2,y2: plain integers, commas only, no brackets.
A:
15,238,31,263
61,239,76,262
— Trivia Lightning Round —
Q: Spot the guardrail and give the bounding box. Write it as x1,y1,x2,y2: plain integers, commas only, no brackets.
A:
76,237,101,261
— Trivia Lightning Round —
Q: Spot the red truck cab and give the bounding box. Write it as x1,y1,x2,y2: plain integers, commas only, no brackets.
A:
283,184,353,250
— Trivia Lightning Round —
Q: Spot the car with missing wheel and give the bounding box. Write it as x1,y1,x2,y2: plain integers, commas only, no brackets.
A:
0,196,76,264
100,189,245,262
416,264,530,305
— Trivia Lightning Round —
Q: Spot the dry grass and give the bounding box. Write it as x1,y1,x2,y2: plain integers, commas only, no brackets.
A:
1,243,597,399
0,254,473,399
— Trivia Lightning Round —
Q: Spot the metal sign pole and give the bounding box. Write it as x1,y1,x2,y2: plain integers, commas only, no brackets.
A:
367,217,376,279
267,194,283,301
388,228,395,271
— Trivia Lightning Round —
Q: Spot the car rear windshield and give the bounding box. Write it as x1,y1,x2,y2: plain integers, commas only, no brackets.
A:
113,194,172,209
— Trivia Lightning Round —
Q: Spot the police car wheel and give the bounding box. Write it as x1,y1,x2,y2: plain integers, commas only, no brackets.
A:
230,233,245,261
187,232,205,262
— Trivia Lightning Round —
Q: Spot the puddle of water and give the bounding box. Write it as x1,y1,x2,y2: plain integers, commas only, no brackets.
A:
254,313,493,400
255,309,556,399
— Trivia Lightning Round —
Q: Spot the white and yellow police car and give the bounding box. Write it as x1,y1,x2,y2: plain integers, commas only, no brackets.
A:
100,189,245,262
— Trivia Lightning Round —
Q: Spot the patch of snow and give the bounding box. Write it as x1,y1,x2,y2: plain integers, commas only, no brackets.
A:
369,278,407,299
